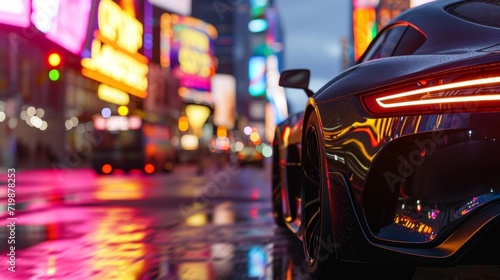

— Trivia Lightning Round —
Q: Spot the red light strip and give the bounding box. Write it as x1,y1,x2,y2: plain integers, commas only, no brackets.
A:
376,76,500,108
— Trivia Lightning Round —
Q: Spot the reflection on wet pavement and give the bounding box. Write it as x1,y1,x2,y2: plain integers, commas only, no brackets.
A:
0,163,299,280
0,207,156,279
0,200,305,280
144,200,279,279
1,166,499,280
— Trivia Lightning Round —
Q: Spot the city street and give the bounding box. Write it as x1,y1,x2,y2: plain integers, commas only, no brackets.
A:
0,160,299,279
0,160,499,279
1,0,500,279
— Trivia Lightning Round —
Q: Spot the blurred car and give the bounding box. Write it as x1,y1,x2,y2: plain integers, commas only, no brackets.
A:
237,141,264,167
272,0,500,279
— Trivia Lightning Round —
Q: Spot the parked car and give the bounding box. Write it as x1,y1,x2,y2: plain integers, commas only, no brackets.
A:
272,0,500,279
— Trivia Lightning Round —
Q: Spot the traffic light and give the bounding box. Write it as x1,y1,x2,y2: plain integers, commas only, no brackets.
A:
47,52,62,81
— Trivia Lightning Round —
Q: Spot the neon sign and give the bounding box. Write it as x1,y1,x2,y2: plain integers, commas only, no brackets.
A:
0,0,90,54
82,0,148,99
352,7,376,61
166,14,217,91
177,28,212,77
31,0,60,33
160,13,171,68
148,0,191,16
42,0,92,55
97,84,130,105
94,115,142,131
248,56,266,97
0,0,30,27
98,0,143,53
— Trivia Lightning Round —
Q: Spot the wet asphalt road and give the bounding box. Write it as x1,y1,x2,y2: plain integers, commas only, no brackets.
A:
0,160,499,279
0,161,295,279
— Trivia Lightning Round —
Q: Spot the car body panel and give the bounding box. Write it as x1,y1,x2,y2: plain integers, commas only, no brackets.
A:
272,0,500,275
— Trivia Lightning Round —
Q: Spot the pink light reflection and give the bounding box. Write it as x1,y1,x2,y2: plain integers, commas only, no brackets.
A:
0,207,154,279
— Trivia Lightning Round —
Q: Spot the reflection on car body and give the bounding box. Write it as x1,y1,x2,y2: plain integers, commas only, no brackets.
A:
271,0,500,279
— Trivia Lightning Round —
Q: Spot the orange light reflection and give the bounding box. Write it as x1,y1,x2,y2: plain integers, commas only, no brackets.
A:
95,179,144,200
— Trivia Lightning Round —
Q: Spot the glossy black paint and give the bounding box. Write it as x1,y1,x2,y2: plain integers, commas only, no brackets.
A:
279,69,314,97
272,0,500,278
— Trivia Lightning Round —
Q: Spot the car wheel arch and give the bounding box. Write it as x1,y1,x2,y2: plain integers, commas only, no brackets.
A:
300,103,342,274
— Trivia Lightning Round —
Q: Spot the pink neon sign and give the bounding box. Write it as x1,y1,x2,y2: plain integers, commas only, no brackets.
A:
0,0,31,28
32,0,92,54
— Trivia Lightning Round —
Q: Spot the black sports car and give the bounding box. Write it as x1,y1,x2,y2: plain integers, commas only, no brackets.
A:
272,0,500,278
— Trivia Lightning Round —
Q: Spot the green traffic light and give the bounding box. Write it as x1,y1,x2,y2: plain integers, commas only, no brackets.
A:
48,69,60,81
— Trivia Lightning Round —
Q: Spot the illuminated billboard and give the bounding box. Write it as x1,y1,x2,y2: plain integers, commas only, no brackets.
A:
148,0,191,15
376,0,410,30
411,0,435,7
212,74,236,130
265,55,287,124
264,7,287,124
352,0,419,61
0,0,91,54
0,0,30,28
32,0,92,54
162,14,217,92
352,3,376,61
248,56,266,97
81,0,149,99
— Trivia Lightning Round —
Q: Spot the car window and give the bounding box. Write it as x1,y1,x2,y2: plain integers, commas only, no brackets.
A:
360,31,386,63
359,23,426,63
359,24,407,63
392,25,427,56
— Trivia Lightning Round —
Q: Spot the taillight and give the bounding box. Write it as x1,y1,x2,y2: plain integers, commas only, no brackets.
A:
102,164,112,174
361,67,500,116
144,163,155,174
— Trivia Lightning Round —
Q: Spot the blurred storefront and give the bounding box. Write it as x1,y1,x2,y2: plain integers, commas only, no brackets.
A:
79,0,150,172
0,0,186,170
0,0,91,169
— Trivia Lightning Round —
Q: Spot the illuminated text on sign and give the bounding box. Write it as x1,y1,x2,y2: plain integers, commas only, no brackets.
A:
81,0,148,98
176,27,212,78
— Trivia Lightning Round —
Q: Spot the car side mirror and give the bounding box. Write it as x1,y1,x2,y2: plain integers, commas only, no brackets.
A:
279,69,314,97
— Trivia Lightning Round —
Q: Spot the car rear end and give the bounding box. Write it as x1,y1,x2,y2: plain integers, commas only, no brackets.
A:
360,51,500,260
311,49,500,267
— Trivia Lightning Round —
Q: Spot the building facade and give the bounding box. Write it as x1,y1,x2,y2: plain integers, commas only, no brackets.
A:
0,0,184,171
